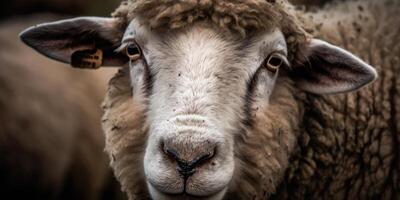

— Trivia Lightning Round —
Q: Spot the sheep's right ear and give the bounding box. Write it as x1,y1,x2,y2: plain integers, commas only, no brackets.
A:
19,17,129,69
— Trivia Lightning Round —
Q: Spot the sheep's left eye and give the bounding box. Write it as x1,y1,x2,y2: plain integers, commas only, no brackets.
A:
125,43,141,60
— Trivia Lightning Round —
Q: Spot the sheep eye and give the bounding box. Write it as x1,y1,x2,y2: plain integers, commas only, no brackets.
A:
125,43,141,60
265,54,283,73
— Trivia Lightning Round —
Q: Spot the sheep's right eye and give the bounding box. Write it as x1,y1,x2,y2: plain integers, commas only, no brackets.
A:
263,53,288,73
125,43,141,61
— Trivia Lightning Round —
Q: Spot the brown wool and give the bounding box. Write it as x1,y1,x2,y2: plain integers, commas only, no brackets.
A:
112,0,310,63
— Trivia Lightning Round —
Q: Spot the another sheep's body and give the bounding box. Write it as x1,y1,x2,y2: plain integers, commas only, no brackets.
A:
102,0,399,199
0,16,116,199
274,1,400,199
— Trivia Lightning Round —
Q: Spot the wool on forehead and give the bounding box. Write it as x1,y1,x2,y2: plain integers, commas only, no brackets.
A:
112,0,310,62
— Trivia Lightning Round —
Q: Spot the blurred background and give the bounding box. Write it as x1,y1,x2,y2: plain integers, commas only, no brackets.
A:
0,1,123,200
0,0,332,199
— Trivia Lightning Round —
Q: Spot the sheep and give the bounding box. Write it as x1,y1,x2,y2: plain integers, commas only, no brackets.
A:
0,15,118,199
19,0,399,199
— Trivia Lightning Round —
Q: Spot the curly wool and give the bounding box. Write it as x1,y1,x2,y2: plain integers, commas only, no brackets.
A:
101,68,150,199
112,0,310,63
273,0,400,199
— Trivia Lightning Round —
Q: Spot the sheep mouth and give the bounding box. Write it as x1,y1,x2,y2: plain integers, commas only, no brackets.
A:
164,192,216,199
147,181,226,200
157,191,225,200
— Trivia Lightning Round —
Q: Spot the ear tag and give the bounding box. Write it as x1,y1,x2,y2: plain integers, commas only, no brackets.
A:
71,49,103,69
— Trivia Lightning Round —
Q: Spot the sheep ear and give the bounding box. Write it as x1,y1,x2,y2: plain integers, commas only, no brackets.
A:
19,17,129,69
289,39,377,94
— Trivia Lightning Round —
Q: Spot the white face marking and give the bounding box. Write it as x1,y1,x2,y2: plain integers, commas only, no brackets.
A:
121,19,287,200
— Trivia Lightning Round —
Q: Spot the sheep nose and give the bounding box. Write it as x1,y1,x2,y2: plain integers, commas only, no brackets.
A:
162,140,216,178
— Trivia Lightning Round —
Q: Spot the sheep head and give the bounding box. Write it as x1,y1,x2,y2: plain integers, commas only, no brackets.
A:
19,0,377,199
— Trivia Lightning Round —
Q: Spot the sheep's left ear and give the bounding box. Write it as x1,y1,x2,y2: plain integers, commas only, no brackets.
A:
289,39,377,94
19,17,128,69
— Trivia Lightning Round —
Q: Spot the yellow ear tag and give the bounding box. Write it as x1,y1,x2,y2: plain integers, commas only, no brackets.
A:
72,49,103,69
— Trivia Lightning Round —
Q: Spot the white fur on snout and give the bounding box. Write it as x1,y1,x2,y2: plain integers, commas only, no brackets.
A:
144,148,184,194
144,115,232,196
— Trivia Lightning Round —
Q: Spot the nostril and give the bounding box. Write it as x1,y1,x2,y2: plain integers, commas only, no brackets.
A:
160,140,217,177
162,142,181,162
191,149,215,166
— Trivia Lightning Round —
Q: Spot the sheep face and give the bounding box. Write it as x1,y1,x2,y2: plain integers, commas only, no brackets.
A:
121,19,288,199
20,16,377,200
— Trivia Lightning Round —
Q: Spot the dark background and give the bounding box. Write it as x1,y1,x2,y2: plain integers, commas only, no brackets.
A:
1,0,333,20
1,0,120,19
